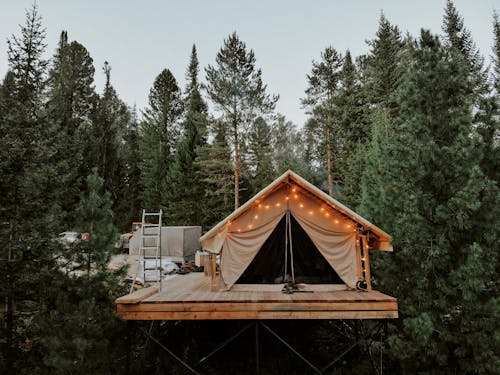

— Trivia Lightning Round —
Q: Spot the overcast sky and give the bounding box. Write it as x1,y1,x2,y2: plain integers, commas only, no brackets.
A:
0,1,498,126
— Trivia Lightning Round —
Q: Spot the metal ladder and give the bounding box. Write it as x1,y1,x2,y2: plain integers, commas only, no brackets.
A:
130,209,163,293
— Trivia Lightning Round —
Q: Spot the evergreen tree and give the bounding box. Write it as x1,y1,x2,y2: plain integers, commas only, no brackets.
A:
493,11,500,93
35,169,127,373
195,121,234,228
164,46,208,225
334,50,370,207
442,0,487,93
271,114,313,179
46,31,97,226
247,116,275,195
364,13,404,114
0,6,64,372
88,62,131,228
360,31,499,373
139,68,183,211
302,46,343,196
205,32,278,208
121,106,143,227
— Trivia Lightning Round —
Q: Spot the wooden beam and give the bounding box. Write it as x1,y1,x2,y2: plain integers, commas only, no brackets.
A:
117,301,398,313
116,310,399,320
115,287,158,304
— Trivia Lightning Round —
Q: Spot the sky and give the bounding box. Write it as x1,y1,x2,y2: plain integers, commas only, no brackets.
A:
0,0,498,127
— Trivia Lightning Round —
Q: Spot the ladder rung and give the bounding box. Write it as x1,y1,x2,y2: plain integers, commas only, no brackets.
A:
141,246,160,250
142,233,159,237
144,212,162,216
143,224,161,228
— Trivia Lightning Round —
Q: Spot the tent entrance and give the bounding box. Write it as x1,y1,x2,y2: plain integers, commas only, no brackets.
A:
236,213,344,284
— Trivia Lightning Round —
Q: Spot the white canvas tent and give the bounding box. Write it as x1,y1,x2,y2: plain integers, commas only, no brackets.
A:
200,170,392,290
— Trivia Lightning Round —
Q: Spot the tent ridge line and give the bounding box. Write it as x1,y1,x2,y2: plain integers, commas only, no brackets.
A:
200,170,392,247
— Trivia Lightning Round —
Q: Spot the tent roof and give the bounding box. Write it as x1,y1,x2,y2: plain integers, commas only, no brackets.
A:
200,170,392,250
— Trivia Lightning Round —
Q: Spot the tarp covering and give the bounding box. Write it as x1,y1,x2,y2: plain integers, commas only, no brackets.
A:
205,183,359,288
237,214,344,284
200,171,393,290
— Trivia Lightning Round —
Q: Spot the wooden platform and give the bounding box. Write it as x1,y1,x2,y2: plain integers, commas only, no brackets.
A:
116,273,398,320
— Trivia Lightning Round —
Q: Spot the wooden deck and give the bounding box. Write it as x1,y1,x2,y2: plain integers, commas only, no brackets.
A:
116,272,398,320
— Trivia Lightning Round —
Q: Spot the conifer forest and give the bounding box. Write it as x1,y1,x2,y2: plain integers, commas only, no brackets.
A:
1,1,499,374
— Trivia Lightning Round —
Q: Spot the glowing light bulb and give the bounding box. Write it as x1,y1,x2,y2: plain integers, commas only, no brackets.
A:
292,187,297,192
320,207,325,212
294,194,298,199
326,213,330,217
254,215,259,220
258,204,262,208
299,203,304,208
265,205,270,209
275,203,281,207
285,196,290,201
248,224,253,229
237,229,242,233
308,210,314,215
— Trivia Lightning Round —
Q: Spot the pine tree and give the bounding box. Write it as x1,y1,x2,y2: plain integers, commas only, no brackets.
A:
247,116,275,195
121,106,142,227
195,121,234,228
269,114,313,182
334,50,370,207
360,30,499,373
46,31,97,226
442,0,487,93
364,13,404,114
164,46,208,225
205,32,278,208
0,6,65,372
302,46,343,196
139,68,183,211
35,169,127,373
88,62,131,229
494,11,500,93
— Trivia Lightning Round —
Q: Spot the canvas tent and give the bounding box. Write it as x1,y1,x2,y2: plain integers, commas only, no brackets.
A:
200,170,392,290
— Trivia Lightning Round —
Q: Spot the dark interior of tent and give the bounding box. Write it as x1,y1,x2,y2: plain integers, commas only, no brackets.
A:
236,214,344,284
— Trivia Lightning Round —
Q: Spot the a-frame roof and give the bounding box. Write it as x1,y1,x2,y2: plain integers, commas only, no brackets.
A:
200,170,392,250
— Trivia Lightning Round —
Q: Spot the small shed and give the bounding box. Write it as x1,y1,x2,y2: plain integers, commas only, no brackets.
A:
129,226,201,263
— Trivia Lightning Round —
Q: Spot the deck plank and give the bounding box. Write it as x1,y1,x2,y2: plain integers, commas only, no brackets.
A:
116,272,398,320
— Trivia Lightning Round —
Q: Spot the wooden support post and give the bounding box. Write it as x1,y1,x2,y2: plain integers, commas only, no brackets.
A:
364,240,372,291
210,253,217,291
355,231,363,282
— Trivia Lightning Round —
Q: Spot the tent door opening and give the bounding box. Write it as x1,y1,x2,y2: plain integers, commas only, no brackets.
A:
236,213,344,284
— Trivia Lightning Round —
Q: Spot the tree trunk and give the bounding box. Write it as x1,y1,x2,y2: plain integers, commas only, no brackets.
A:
234,122,240,209
326,127,334,196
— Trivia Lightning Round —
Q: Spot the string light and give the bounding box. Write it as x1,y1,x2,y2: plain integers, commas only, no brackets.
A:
308,210,314,215
285,196,290,201
254,215,259,220
320,207,325,212
265,205,270,209
294,194,299,199
248,224,253,229
334,219,339,224
299,203,304,208
326,213,330,217
237,229,242,233
275,202,281,207
292,187,297,192
258,204,262,208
